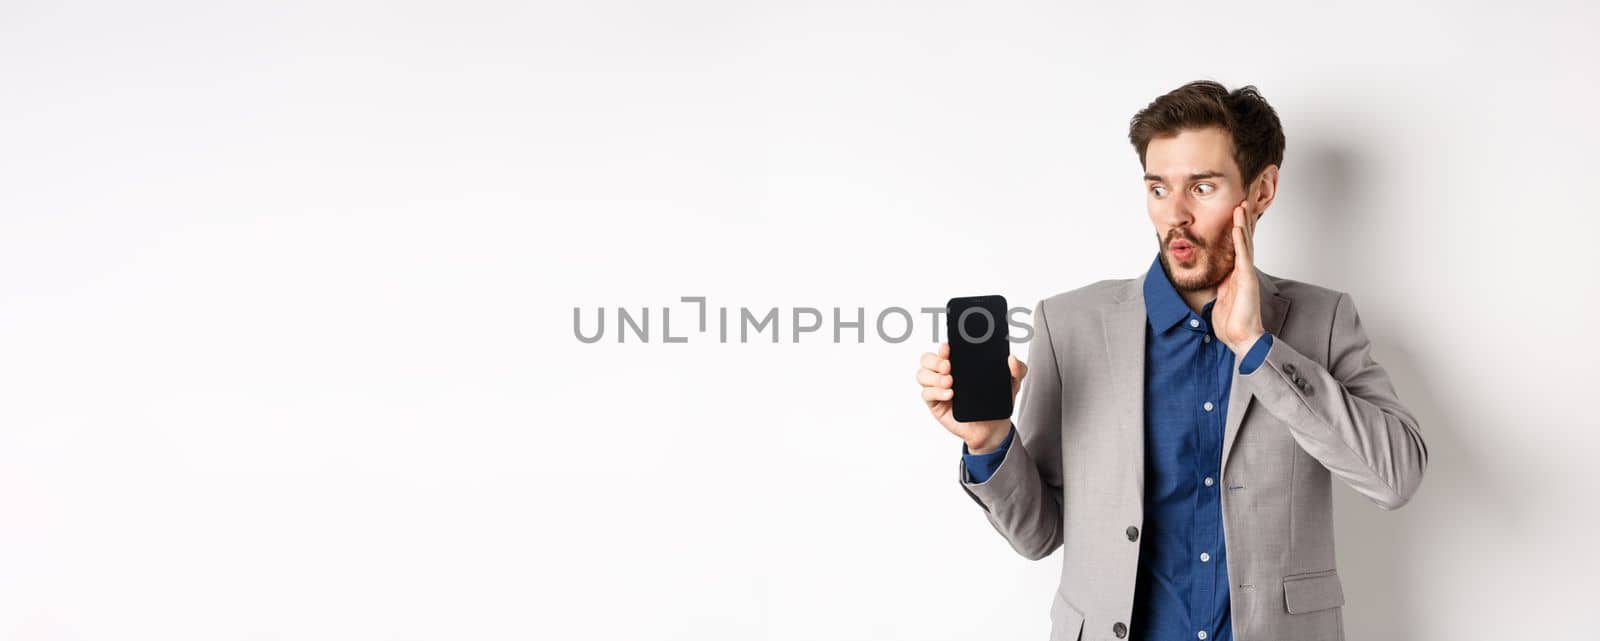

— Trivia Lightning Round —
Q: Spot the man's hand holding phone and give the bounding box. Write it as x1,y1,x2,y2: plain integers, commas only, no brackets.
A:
917,342,1028,455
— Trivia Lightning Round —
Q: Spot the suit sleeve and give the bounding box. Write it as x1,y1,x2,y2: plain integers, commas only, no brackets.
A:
1238,292,1428,510
955,298,1065,560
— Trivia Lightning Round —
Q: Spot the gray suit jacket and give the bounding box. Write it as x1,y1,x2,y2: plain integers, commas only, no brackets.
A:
959,266,1427,641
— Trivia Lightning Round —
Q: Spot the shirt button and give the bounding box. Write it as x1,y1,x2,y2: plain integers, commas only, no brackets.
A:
1202,335,1211,343
1189,319,1201,328
1203,401,1214,412
1204,477,1215,487
1200,552,1211,562
1198,631,1208,640
1113,622,1128,638
1126,526,1140,541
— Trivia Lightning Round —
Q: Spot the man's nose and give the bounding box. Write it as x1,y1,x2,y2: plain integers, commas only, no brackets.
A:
1165,196,1195,228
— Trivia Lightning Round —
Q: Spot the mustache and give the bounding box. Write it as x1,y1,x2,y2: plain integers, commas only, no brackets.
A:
1165,229,1206,248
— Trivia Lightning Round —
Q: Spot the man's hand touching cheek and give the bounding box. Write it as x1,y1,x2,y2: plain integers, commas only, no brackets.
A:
1213,200,1266,357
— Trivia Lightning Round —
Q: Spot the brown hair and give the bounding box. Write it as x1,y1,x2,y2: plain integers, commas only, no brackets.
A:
1128,80,1286,186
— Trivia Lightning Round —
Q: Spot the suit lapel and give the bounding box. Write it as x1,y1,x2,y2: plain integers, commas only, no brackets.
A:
1102,276,1149,501
1220,269,1290,474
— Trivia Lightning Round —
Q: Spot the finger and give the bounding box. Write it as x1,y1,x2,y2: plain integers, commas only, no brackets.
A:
1235,222,1248,270
1234,207,1248,259
1244,220,1255,264
1233,222,1252,270
1243,200,1259,247
1009,355,1028,380
922,385,954,402
937,342,949,359
1241,206,1255,263
916,367,953,388
1242,201,1257,248
919,351,950,374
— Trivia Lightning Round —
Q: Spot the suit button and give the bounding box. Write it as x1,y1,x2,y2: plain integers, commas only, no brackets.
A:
1282,362,1298,376
1126,526,1139,541
1113,622,1128,638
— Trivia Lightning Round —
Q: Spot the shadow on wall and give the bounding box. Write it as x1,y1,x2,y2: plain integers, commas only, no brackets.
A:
1285,139,1513,641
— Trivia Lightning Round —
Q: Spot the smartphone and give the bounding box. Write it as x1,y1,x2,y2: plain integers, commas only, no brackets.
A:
945,295,1013,423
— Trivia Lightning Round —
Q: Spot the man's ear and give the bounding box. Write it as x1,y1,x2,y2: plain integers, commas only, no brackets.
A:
1249,164,1279,220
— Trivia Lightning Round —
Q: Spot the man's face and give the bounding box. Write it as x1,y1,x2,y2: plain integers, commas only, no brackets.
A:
1143,127,1250,293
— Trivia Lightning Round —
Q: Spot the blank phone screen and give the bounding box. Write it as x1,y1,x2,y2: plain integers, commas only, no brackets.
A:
946,295,1013,423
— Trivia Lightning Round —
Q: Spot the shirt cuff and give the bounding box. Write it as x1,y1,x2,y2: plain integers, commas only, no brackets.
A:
961,424,1015,484
1238,332,1274,375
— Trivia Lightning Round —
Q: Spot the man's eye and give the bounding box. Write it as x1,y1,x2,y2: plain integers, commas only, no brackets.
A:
1194,183,1215,195
1151,185,1167,197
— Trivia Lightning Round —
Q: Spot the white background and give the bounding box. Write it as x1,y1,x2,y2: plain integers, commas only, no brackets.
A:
2,1,1597,639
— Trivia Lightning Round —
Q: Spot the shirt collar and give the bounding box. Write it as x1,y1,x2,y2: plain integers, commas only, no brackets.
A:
1143,252,1216,333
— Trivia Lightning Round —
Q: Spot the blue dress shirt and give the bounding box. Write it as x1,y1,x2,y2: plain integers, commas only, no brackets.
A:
963,254,1272,641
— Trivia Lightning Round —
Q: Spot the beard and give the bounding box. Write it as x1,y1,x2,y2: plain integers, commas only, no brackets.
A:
1157,228,1234,293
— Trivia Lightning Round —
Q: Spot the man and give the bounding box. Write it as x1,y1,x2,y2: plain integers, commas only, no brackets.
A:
915,81,1427,641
